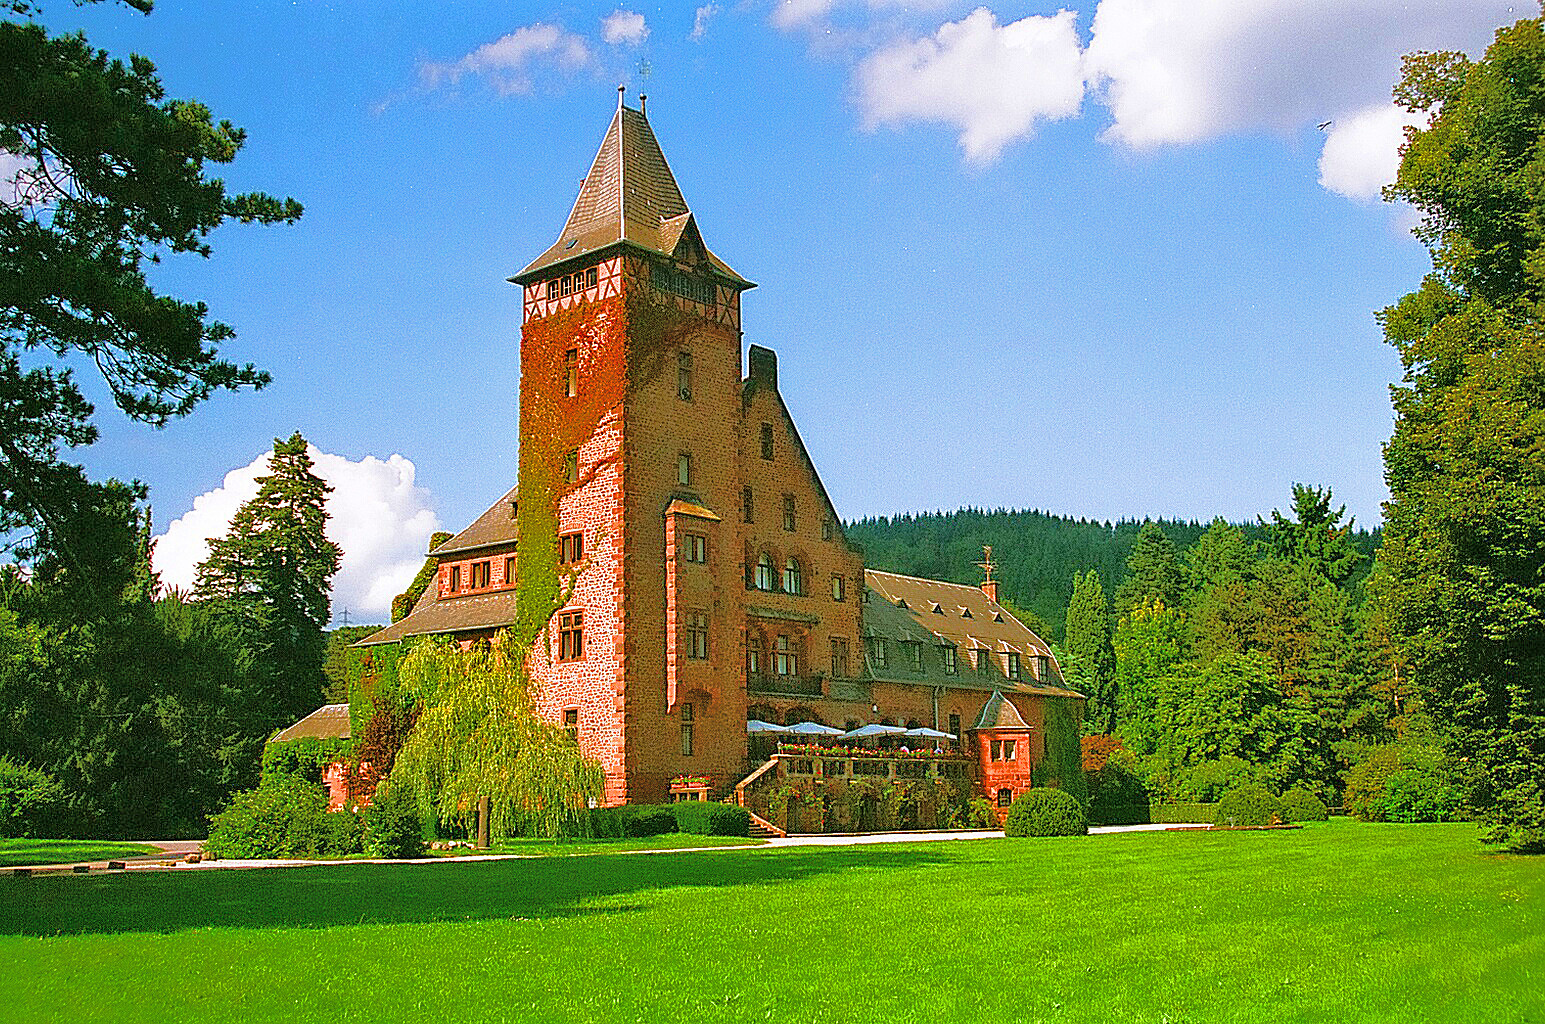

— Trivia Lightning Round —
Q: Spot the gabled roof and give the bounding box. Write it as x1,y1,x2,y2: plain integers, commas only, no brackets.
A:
970,691,1029,731
354,588,520,647
431,484,519,558
860,570,1084,698
270,703,351,743
513,103,751,287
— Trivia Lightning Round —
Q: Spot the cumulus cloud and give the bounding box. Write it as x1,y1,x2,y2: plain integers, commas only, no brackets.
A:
419,23,593,96
855,8,1085,165
1083,0,1505,151
602,10,649,46
154,446,442,625
1318,104,1428,201
692,4,720,42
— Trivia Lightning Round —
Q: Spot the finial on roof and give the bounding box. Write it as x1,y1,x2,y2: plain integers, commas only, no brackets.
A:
976,545,999,604
617,84,625,109
640,93,647,116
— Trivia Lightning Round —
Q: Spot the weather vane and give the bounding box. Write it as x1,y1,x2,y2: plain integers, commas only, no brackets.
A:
976,545,997,584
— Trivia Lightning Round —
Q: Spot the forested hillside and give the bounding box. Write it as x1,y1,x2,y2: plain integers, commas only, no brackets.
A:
846,507,1380,640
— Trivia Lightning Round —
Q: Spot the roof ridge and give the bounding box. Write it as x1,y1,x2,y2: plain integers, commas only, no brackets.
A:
866,569,986,593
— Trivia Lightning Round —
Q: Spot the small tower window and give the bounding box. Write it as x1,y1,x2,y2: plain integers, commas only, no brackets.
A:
782,494,796,532
821,517,833,541
742,486,754,523
563,348,578,398
563,708,579,740
997,787,1013,808
562,451,578,485
677,452,692,487
830,637,849,677
677,351,693,401
831,574,845,602
683,533,707,564
680,702,695,757
685,611,709,660
760,423,774,460
558,610,584,661
560,532,585,564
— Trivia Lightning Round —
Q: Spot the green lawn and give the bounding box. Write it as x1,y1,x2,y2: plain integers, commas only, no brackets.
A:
0,839,161,868
449,834,766,858
0,821,1539,1023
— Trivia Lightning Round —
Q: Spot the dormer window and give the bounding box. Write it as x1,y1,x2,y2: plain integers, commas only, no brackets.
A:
977,648,992,676
1007,651,1021,680
1036,653,1050,681
866,636,887,668
942,645,957,674
448,565,462,593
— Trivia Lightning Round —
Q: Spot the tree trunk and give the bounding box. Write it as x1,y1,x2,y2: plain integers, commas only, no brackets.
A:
476,795,490,849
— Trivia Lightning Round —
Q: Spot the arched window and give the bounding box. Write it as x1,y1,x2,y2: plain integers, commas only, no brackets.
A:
755,553,775,591
783,557,803,595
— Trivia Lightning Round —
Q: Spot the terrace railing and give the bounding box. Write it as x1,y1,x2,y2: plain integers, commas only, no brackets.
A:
747,673,823,698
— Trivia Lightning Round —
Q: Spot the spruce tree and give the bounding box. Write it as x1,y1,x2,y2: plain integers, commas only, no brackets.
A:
196,432,340,730
1113,521,1184,614
1260,484,1363,588
1065,570,1117,734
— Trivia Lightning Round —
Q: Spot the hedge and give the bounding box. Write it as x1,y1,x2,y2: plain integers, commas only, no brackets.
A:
1089,802,1217,826
205,776,364,860
1215,785,1282,827
1004,788,1087,837
587,802,751,839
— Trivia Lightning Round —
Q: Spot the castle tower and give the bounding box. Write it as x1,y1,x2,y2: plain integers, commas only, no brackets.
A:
510,97,755,804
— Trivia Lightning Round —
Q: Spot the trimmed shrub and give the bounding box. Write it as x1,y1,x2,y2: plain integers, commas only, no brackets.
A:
1004,788,1088,837
1380,769,1465,823
623,808,676,838
0,756,65,838
363,783,426,858
671,801,751,837
1214,784,1282,827
205,776,364,860
1280,788,1329,823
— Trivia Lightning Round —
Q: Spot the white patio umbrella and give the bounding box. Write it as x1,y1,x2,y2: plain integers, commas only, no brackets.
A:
785,721,845,737
902,726,957,740
839,723,907,741
747,720,790,733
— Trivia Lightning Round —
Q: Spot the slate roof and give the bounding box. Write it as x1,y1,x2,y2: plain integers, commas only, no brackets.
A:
512,104,752,287
859,570,1083,699
431,484,519,557
271,703,351,742
970,691,1029,731
354,588,520,647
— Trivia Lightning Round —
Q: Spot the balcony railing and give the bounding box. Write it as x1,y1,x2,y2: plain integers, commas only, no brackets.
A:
748,673,823,698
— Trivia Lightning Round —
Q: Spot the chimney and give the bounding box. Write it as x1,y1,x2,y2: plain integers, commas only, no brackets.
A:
748,344,778,390
981,580,997,603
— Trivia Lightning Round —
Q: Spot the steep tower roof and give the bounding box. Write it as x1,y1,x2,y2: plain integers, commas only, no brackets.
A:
512,100,752,287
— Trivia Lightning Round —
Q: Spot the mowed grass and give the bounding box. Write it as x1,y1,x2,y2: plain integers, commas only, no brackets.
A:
0,821,1539,1024
0,839,160,868
442,834,766,858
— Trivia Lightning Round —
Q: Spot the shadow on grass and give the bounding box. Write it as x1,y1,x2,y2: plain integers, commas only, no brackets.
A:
0,843,959,938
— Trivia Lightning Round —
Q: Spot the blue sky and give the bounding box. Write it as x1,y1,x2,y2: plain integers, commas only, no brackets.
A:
27,0,1519,621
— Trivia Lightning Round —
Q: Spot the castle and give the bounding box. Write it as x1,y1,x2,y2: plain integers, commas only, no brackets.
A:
351,96,1084,809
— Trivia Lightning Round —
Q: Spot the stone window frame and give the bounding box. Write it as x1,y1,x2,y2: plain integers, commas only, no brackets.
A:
558,610,584,662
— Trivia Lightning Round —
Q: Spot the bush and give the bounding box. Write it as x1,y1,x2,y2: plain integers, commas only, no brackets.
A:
1214,784,1282,827
205,776,364,859
0,756,65,838
1004,788,1088,837
1174,756,1264,803
670,801,750,837
363,783,426,858
966,797,998,829
623,808,676,838
1380,769,1465,823
1280,787,1329,823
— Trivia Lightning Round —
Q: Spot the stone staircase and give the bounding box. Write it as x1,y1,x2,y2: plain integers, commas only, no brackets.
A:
746,809,786,839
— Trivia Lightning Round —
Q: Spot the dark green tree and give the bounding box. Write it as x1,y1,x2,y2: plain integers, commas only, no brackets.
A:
1259,484,1364,588
1064,570,1117,733
1113,521,1185,614
0,2,300,575
1378,15,1545,851
1183,517,1255,596
196,432,341,732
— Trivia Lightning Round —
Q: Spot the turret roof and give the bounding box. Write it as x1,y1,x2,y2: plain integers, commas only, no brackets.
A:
513,103,751,287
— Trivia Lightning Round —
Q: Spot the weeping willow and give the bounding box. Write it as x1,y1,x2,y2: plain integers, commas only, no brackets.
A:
389,636,604,838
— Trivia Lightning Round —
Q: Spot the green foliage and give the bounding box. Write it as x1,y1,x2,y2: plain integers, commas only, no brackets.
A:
1113,598,1189,754
0,756,63,838
1377,14,1545,853
204,776,362,860
260,737,352,786
1183,518,1256,596
966,797,997,828
623,809,676,838
1114,522,1185,615
1168,755,1267,803
362,782,425,859
1064,570,1117,732
390,532,451,623
1280,787,1330,823
322,626,382,702
1003,787,1088,837
388,638,604,840
1033,697,1088,807
1260,485,1366,588
1214,784,1283,827
1381,770,1466,824
667,802,751,837
0,10,297,574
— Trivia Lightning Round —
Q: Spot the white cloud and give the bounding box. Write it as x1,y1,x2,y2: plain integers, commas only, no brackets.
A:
692,4,720,42
855,8,1085,165
772,0,956,31
1318,104,1428,201
420,23,594,96
1084,0,1515,150
154,446,442,625
602,10,650,46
